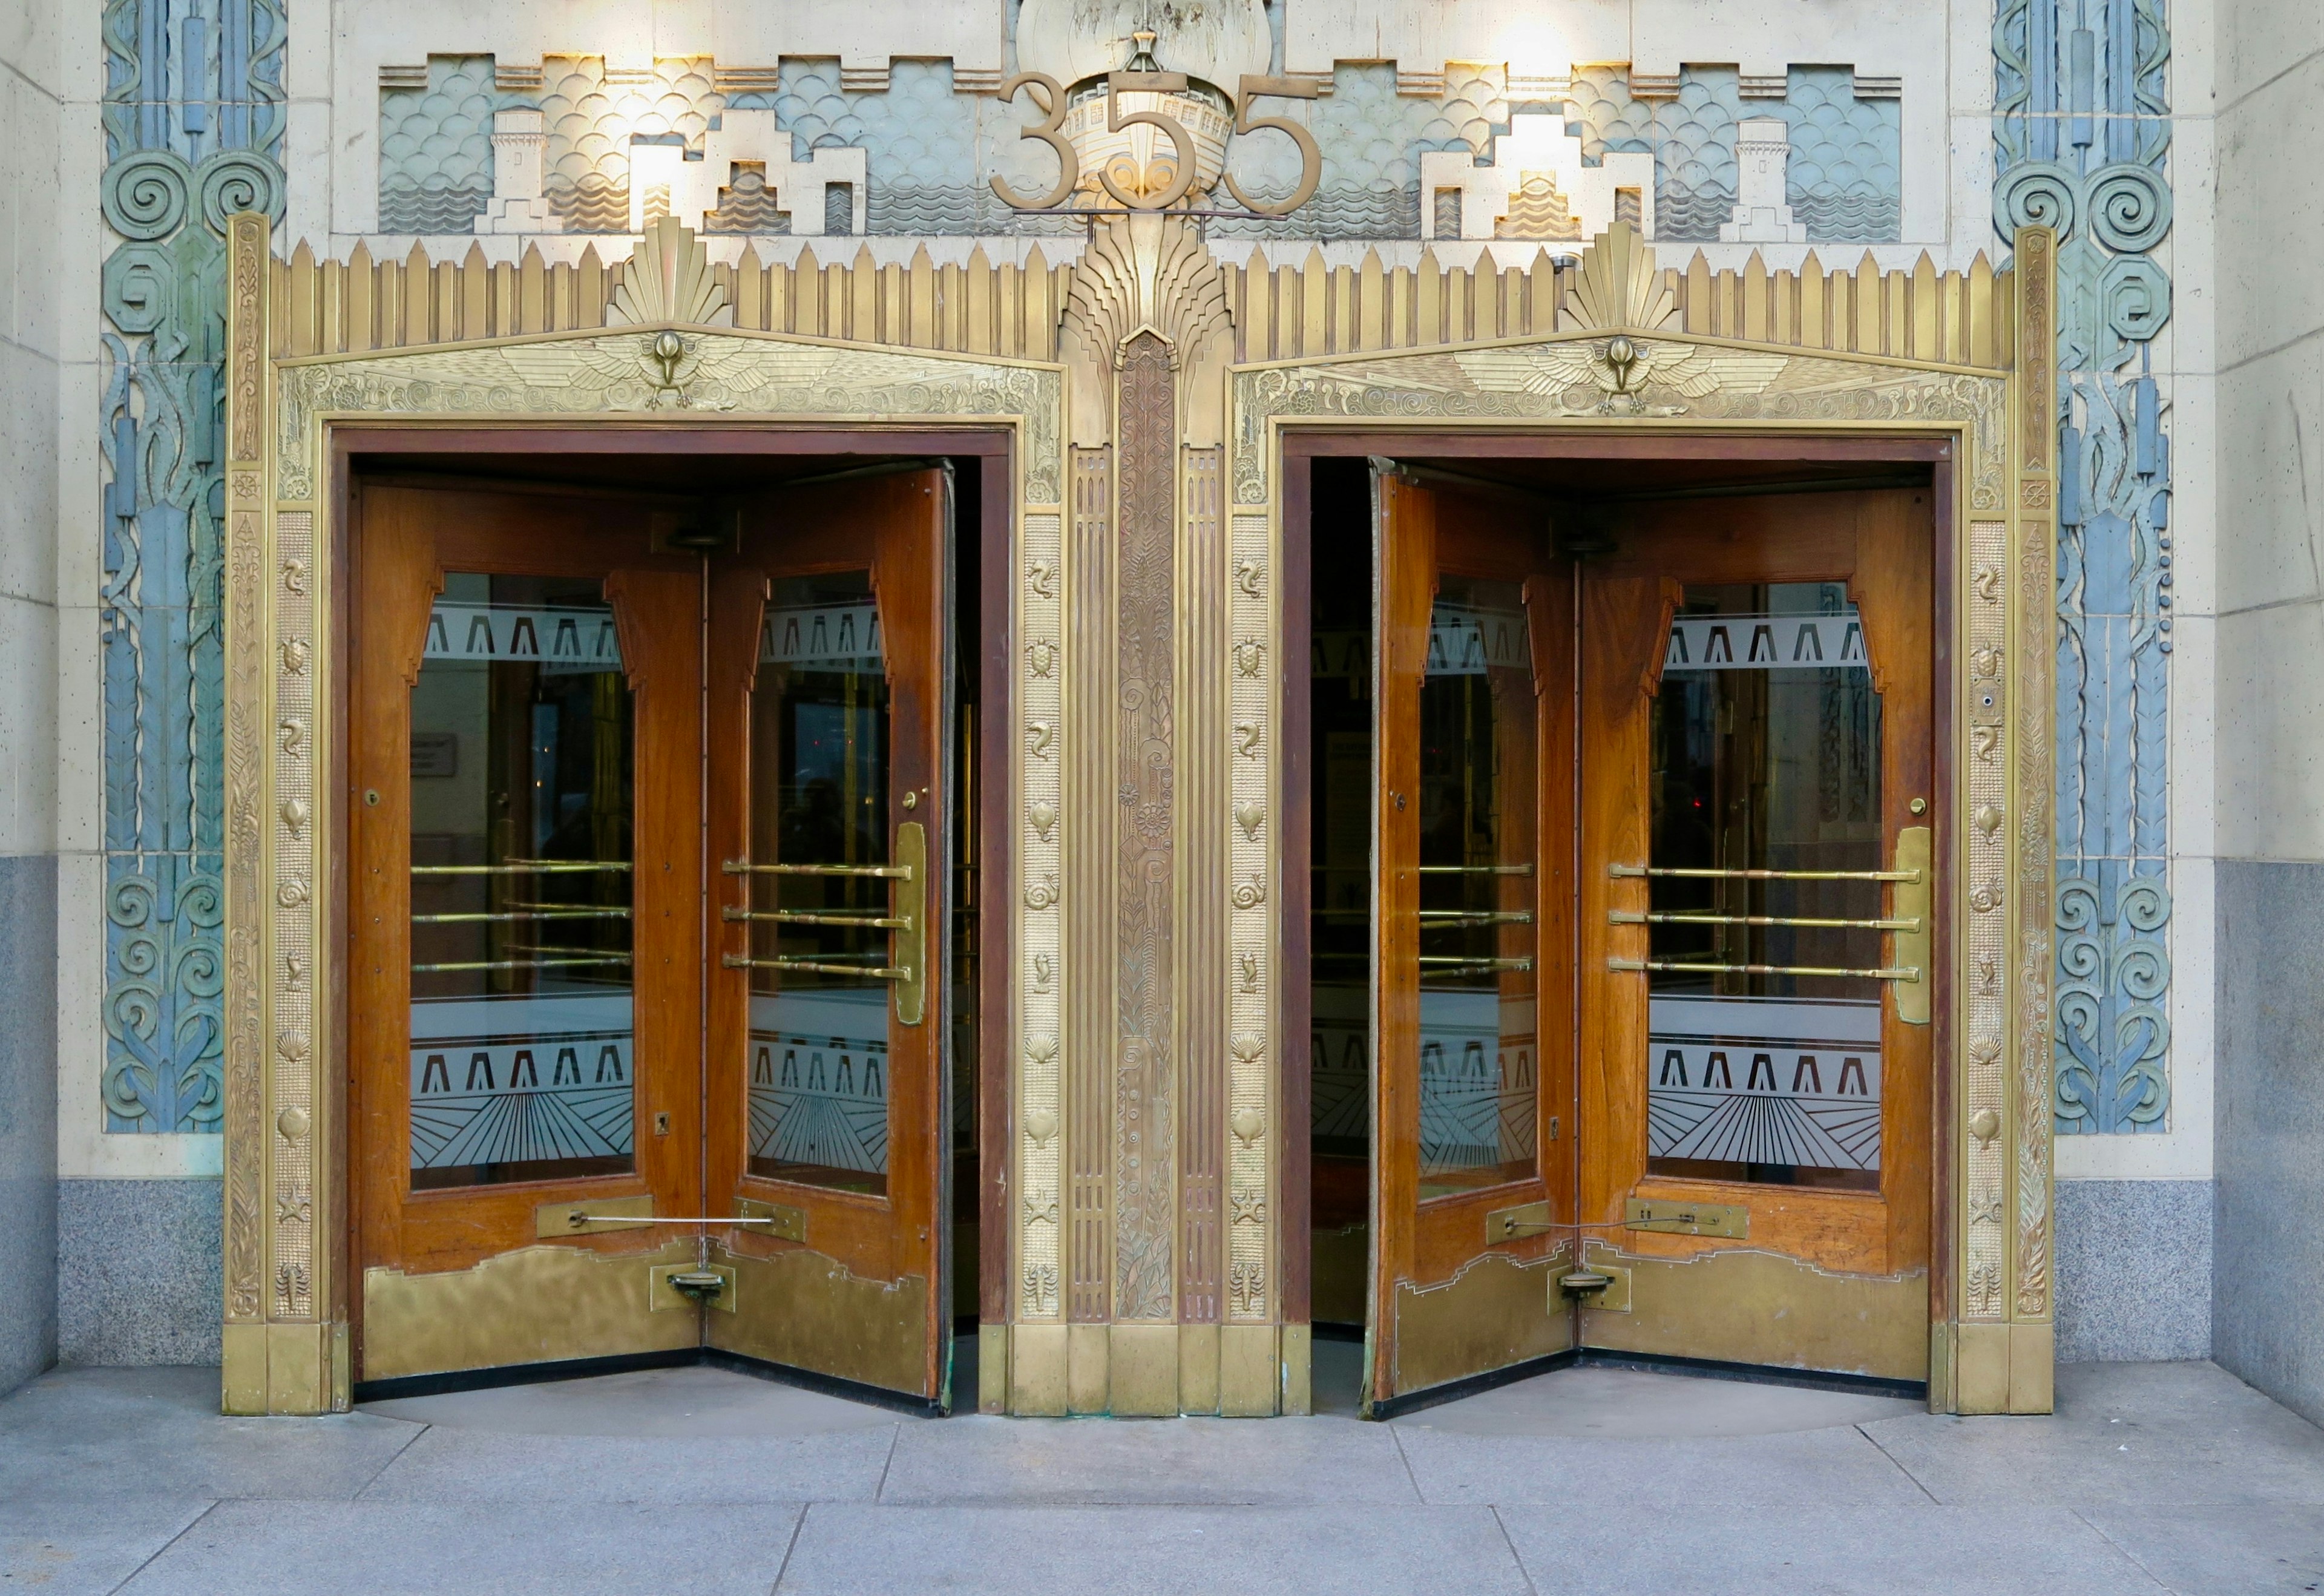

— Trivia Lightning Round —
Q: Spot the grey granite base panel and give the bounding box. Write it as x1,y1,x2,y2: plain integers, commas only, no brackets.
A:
2053,1180,2212,1362
2215,859,2324,1427
0,854,59,1394
56,1179,222,1367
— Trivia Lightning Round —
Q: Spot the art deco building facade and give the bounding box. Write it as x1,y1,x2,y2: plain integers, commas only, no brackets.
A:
0,0,2314,1429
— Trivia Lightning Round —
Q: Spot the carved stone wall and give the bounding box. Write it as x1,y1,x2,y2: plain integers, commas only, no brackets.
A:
1994,0,2176,1138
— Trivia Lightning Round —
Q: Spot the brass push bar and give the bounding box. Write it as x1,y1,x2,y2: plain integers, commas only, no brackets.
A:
1607,910,1921,931
1421,955,1536,973
723,907,910,930
721,954,910,981
1607,957,1920,981
1419,864,1535,876
1609,862,1919,883
723,822,928,1025
411,860,632,876
411,907,632,924
410,953,632,974
722,858,914,880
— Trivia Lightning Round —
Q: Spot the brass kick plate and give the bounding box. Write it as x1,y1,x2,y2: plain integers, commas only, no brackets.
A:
650,1262,737,1313
1485,1200,1555,1245
536,1195,654,1238
737,1197,807,1243
1626,1197,1748,1238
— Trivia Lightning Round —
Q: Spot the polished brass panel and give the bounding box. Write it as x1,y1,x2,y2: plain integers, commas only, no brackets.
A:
1109,1323,1181,1416
736,1197,808,1243
1625,1197,1749,1239
1219,1322,1280,1416
1388,1248,1575,1400
1579,1243,1926,1381
651,1261,737,1313
709,1243,928,1394
891,819,928,1025
536,1195,655,1238
1067,1322,1110,1414
362,1241,698,1382
1892,826,1934,1025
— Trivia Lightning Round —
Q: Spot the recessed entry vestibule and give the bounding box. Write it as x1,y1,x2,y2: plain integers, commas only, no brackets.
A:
222,216,2057,1419
340,433,1010,1414
1284,438,1950,1417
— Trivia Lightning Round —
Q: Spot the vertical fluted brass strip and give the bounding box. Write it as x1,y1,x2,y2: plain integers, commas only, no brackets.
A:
1114,333,1177,1320
1067,447,1114,1323
1178,446,1226,1324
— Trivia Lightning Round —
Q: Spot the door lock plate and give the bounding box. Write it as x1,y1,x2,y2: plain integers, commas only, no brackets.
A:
1556,1262,1631,1312
737,1197,807,1243
536,1195,654,1237
1485,1200,1557,1245
650,1262,737,1313
1626,1197,1748,1238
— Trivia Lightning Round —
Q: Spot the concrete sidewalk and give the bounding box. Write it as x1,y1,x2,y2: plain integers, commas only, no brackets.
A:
2,1355,2319,1595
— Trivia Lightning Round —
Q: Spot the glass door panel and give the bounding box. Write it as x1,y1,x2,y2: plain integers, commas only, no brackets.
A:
407,576,638,1190
1641,583,1886,1194
741,572,898,1194
1416,579,1540,1198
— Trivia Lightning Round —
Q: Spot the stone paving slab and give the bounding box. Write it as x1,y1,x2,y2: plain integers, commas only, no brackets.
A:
773,1504,1532,1596
879,1414,1422,1505
0,1368,421,1503
114,1502,806,1596
358,1423,900,1505
1391,1420,1934,1507
1860,1361,2324,1505
2079,1504,2324,1595
0,1500,213,1596
1500,1503,2168,1595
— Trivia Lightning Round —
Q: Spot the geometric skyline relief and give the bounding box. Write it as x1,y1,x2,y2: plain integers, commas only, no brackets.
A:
1646,996,1883,1171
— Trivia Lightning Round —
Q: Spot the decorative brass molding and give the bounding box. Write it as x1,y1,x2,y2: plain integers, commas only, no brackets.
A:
2013,227,2058,1322
274,329,1062,505
1965,516,2011,1320
226,215,1067,1407
1020,504,1068,1322
1223,221,2046,1407
1113,330,1177,1321
1561,222,1681,332
606,216,732,327
225,214,2044,1416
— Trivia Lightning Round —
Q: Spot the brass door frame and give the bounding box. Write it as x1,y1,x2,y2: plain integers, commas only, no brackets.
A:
220,214,1054,1411
1261,240,2055,1417
223,212,2051,1417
